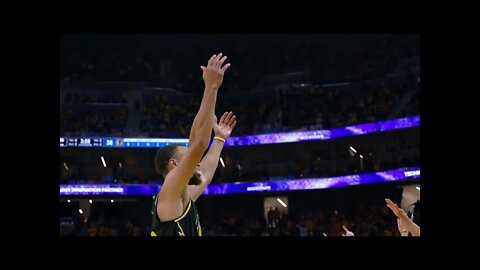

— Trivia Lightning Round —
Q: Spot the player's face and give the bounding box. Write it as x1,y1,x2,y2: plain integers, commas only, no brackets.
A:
174,146,203,186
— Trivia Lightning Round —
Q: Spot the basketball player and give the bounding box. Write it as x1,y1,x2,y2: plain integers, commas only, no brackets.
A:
150,53,236,236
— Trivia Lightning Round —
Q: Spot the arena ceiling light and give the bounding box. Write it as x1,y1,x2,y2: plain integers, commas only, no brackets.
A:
89,200,93,204
349,146,357,153
219,157,225,168
416,186,420,191
78,209,83,214
101,156,107,167
276,198,287,208
63,162,69,170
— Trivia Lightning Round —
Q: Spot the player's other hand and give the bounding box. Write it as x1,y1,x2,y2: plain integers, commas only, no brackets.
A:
213,111,237,140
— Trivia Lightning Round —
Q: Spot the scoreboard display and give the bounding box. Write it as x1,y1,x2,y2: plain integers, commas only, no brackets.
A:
60,137,104,147
60,137,189,148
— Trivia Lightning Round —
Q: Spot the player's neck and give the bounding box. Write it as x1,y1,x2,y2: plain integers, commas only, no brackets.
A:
180,188,189,202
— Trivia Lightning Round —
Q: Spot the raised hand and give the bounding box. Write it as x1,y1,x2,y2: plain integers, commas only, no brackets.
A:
385,198,409,219
200,53,231,90
213,111,237,140
342,225,355,237
386,198,420,236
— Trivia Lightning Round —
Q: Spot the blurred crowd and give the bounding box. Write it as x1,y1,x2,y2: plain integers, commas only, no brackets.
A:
213,146,419,183
60,197,420,237
60,72,419,137
60,35,418,88
60,34,419,137
200,202,419,237
60,201,150,236
60,218,145,237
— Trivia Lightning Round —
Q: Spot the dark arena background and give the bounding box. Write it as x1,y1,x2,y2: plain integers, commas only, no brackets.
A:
59,34,420,237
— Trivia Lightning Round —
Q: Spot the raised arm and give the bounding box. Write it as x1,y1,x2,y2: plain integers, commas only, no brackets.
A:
160,54,230,200
189,53,229,143
189,111,237,201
